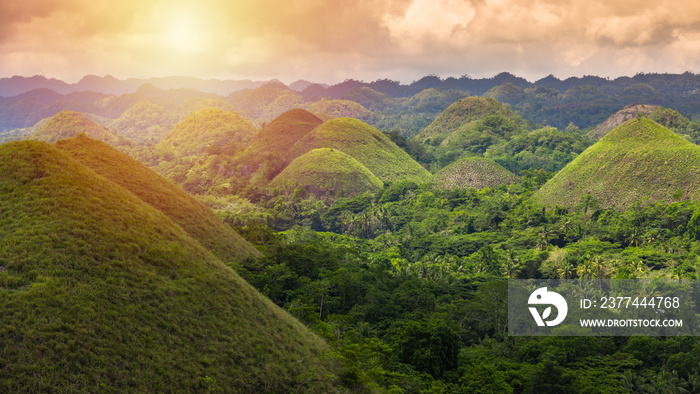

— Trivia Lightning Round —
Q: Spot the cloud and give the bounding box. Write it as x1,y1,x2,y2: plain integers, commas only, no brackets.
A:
3,0,700,82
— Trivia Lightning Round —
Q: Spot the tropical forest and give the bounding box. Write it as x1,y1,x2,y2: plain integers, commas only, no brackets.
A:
3,72,700,392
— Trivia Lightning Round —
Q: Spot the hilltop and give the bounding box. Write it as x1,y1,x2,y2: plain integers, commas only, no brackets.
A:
110,101,179,144
0,140,337,391
30,110,125,146
431,157,519,190
307,98,377,123
287,117,432,184
234,109,324,182
157,107,257,156
588,104,659,139
54,135,260,262
413,96,526,145
534,118,700,209
270,148,383,198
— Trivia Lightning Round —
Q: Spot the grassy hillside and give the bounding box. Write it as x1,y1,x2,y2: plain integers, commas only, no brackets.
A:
431,157,519,190
588,104,659,139
413,96,524,144
0,140,337,392
157,107,257,156
54,135,260,262
270,148,383,198
110,101,179,144
307,98,377,123
288,117,432,184
30,110,124,146
534,118,700,209
234,109,323,182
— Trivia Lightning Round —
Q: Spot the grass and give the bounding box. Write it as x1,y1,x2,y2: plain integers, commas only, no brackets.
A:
0,140,339,392
233,109,324,182
55,135,260,262
157,107,257,156
431,157,519,190
287,117,432,184
534,118,700,209
109,101,179,145
307,98,376,123
270,148,383,198
30,110,124,146
588,104,659,139
413,96,524,144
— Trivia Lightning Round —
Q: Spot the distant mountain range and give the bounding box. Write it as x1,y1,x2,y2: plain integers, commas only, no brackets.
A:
5,71,700,98
0,75,272,96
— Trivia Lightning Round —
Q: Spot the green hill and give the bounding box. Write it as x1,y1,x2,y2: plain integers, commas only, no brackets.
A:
157,107,257,156
484,83,526,104
287,117,432,184
30,110,124,146
0,140,337,392
175,97,241,115
534,118,700,209
431,157,519,190
588,104,659,139
413,96,525,145
227,84,292,119
54,135,260,262
260,92,307,121
110,101,179,144
307,98,377,123
270,148,383,198
234,109,323,182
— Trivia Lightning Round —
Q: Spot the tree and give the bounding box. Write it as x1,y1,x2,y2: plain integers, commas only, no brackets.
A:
499,250,521,279
394,319,460,378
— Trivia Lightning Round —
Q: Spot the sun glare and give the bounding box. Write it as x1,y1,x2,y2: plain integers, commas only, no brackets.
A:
161,9,205,54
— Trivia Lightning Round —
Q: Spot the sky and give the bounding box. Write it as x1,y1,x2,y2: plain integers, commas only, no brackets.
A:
3,0,700,84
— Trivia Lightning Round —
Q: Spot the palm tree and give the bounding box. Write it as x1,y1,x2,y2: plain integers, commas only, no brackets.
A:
537,225,552,250
590,255,609,279
557,261,575,279
499,250,521,279
577,257,594,280
559,219,574,242
627,227,642,247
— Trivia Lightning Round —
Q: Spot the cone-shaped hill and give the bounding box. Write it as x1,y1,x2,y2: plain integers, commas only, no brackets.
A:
588,104,659,139
30,110,124,146
287,117,432,184
432,157,519,190
157,107,257,156
110,101,179,144
307,98,376,122
270,148,383,198
534,118,700,209
234,109,323,180
413,96,526,145
0,140,337,391
54,135,260,262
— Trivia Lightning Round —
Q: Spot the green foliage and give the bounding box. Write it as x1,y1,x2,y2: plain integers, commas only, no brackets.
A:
536,118,700,209
55,135,260,262
156,107,256,157
431,157,519,190
308,98,379,123
413,96,526,144
287,117,432,184
270,148,383,198
31,110,128,147
109,101,179,145
234,108,323,182
394,319,460,378
0,140,339,392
